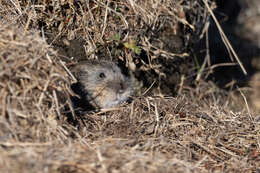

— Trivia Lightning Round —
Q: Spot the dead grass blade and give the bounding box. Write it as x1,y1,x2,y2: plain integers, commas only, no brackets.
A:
202,0,247,75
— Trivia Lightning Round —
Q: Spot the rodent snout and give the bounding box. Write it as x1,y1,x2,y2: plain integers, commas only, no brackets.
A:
118,82,126,94
109,80,128,94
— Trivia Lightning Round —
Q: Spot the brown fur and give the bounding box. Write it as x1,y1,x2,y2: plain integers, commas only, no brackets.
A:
70,61,133,109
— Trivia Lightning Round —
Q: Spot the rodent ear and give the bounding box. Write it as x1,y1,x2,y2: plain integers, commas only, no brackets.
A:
78,70,88,79
70,66,88,80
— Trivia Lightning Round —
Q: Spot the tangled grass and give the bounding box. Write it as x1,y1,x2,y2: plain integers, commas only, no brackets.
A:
0,0,259,173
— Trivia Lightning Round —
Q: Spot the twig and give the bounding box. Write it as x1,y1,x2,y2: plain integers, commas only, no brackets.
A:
202,0,247,75
60,60,77,82
238,88,252,121
0,142,52,147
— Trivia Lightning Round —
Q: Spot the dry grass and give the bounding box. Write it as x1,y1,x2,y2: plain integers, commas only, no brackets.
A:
0,21,71,141
0,0,259,173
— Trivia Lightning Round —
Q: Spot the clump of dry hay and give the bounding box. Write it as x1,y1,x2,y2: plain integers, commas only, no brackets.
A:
0,1,259,173
0,20,71,142
2,0,212,95
1,93,259,173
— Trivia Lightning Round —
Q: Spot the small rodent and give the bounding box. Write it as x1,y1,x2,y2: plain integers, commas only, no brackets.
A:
70,60,133,109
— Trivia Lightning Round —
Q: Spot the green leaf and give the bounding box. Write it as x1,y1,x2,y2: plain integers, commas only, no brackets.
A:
123,40,141,55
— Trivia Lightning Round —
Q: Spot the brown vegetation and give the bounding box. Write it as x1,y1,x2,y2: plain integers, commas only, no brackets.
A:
0,0,259,173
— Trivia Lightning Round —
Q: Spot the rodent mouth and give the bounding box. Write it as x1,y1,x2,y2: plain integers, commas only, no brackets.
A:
85,88,132,109
99,92,132,109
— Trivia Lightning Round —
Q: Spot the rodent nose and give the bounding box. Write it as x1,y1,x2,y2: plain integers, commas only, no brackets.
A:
118,82,125,94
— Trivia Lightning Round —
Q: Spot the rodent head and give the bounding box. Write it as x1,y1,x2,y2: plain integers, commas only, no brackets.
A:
70,61,132,109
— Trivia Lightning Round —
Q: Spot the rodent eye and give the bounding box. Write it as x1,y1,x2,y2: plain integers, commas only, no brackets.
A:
99,72,106,79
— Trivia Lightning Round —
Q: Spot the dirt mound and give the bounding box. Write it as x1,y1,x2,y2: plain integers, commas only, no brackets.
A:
0,1,260,173
0,21,71,142
1,94,260,173
4,0,212,95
